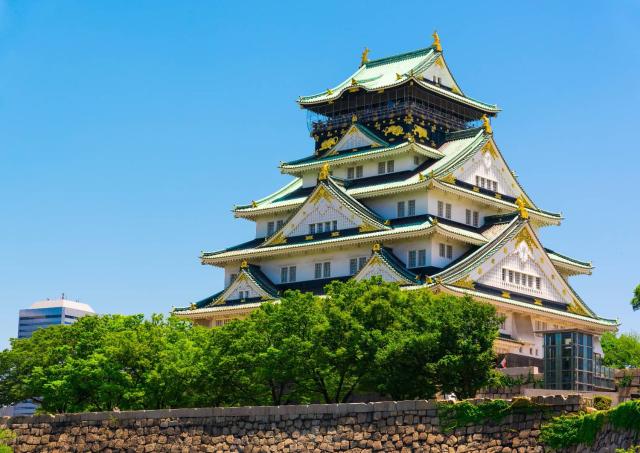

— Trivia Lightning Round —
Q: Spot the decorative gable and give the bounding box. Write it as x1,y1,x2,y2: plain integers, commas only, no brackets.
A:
330,124,388,154
353,245,419,285
467,227,579,306
456,139,519,198
262,178,388,246
213,263,277,305
421,55,462,94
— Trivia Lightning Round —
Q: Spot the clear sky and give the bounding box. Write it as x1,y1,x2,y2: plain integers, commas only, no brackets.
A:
0,1,639,349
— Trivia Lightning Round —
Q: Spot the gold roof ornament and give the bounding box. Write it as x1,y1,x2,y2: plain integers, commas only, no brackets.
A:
251,200,257,208
372,243,381,252
351,113,358,123
360,47,370,66
189,303,197,310
326,88,333,95
351,78,358,86
515,196,529,219
240,260,248,269
318,163,330,181
481,114,493,134
432,31,442,52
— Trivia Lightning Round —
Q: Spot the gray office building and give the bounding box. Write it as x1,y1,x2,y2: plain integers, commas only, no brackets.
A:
11,297,95,416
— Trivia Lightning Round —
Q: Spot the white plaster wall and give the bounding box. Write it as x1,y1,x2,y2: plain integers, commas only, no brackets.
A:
456,147,518,198
286,197,361,237
422,59,457,89
425,190,497,227
255,216,289,238
363,189,427,220
227,280,260,301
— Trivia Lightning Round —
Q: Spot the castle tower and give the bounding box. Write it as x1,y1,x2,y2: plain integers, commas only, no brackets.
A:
174,36,616,370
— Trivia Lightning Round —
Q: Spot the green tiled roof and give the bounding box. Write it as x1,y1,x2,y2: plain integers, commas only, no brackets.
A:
298,47,499,113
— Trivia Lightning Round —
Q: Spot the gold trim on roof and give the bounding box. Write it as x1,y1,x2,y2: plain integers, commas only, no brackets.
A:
453,277,476,289
432,31,442,52
360,47,370,66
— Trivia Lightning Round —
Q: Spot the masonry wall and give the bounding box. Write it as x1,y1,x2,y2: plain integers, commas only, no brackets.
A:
0,396,635,452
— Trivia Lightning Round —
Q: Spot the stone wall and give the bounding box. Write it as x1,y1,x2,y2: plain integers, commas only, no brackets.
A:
0,396,630,452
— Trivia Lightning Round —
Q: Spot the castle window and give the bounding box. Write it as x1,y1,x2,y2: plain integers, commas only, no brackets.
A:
276,220,284,230
438,201,444,217
267,221,275,236
347,166,363,179
414,156,420,165
408,249,426,268
350,257,367,274
238,290,249,300
438,243,453,259
280,266,297,283
476,175,498,192
387,160,394,173
315,262,331,279
408,200,416,216
473,211,479,227
445,203,452,219
378,162,385,175
536,277,541,290
397,201,405,218
309,224,315,234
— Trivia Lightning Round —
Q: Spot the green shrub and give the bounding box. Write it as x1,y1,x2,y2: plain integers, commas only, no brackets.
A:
616,447,640,453
541,400,640,449
437,398,546,432
0,428,14,453
593,395,613,411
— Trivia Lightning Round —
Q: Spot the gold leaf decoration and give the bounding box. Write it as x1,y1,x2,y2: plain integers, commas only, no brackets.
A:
453,277,475,289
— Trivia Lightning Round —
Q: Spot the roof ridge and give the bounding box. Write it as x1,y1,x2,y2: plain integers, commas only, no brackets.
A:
365,47,434,68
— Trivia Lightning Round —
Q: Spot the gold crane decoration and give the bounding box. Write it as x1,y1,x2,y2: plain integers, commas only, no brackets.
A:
481,115,493,134
432,31,442,52
360,47,370,66
318,163,330,181
515,196,529,219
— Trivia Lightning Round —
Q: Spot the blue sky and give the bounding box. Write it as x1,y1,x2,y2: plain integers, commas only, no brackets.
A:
0,1,639,348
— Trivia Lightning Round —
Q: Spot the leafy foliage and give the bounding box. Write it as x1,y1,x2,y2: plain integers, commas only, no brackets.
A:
0,428,14,453
593,395,612,411
601,332,640,369
540,400,640,449
0,280,501,412
437,398,545,432
632,284,640,311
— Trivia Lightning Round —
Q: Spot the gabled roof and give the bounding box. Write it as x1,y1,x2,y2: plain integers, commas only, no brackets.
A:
175,263,278,312
261,176,389,247
326,123,389,154
430,217,597,319
354,244,421,285
298,47,499,114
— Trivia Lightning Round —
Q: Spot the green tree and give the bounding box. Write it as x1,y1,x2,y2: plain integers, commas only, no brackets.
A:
632,284,640,311
602,332,640,368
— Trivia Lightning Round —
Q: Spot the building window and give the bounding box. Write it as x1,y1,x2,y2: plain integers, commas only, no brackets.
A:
267,221,275,236
445,203,452,219
475,175,498,192
238,290,249,300
497,313,507,330
414,156,420,165
438,201,444,217
347,166,363,179
473,211,479,227
502,268,541,291
387,160,394,173
439,244,453,259
350,257,368,274
408,250,417,268
276,220,284,230
378,162,385,175
418,249,426,267
310,221,337,234
315,262,331,279
281,266,297,283
397,201,405,218
408,200,416,216
465,209,471,225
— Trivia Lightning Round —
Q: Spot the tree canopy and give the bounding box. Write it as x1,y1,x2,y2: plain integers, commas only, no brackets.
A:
632,284,640,311
601,331,640,369
0,280,501,413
